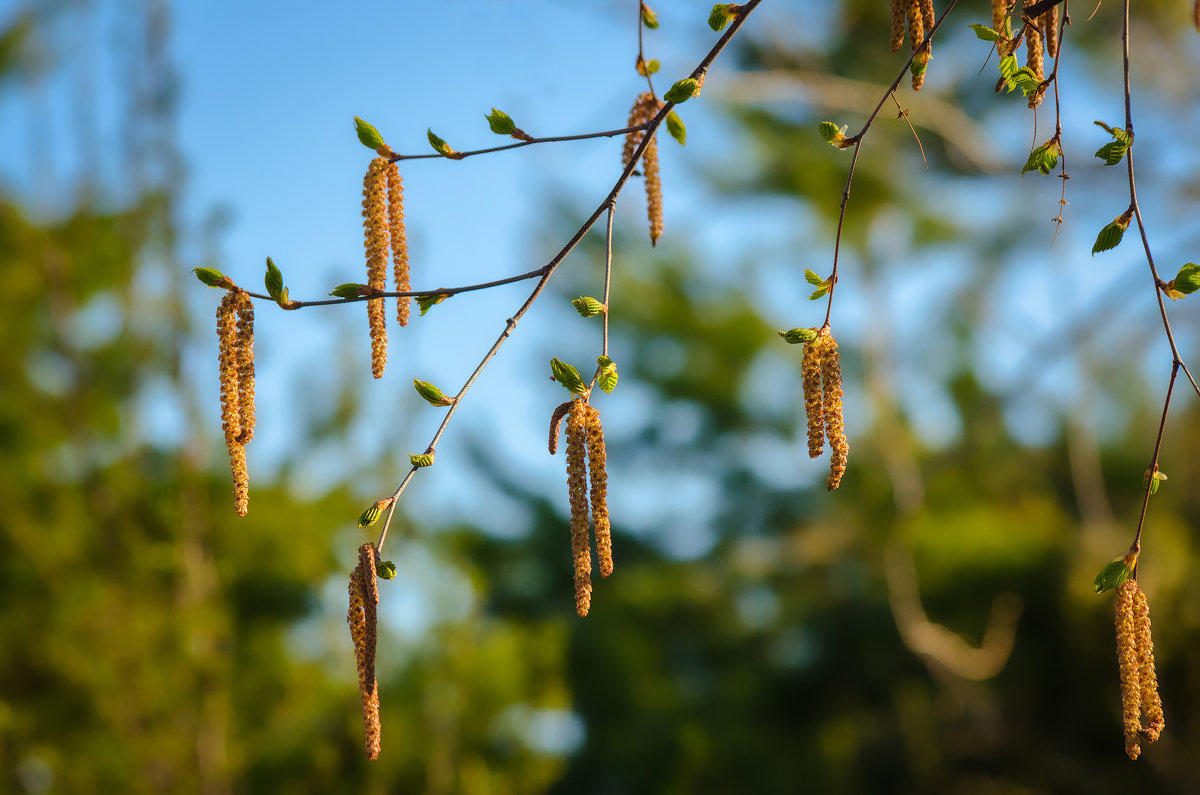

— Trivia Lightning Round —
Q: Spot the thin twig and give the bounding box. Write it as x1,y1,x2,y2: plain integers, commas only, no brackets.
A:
377,0,765,553
890,92,927,169
387,123,653,163
638,1,658,98
239,267,549,309
823,0,961,327
1049,1,1069,240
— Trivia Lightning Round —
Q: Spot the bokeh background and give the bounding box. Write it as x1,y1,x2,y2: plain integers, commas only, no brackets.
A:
3,1,1200,792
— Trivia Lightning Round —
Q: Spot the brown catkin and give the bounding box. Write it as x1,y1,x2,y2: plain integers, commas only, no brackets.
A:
585,404,613,579
821,334,849,490
1131,583,1165,744
235,293,255,445
348,543,381,760
1194,0,1199,33
622,92,658,169
363,157,390,379
643,132,663,246
548,400,573,455
890,0,905,52
1115,580,1142,760
565,400,592,616
217,292,248,515
1026,23,1045,109
919,0,935,35
387,161,411,328
1043,6,1059,59
802,333,825,458
906,0,930,90
991,0,1007,33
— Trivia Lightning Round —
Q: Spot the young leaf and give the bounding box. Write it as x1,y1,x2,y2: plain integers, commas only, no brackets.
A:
572,296,606,317
597,355,619,394
357,499,391,528
409,452,434,468
809,287,829,301
708,4,739,31
427,128,457,157
485,108,516,136
641,59,661,75
817,121,852,150
1021,139,1061,176
969,23,1000,42
664,78,698,104
193,267,232,289
1093,557,1133,594
550,358,588,395
375,560,398,580
1167,262,1200,298
329,283,367,299
1095,141,1129,166
414,379,455,407
778,328,818,344
264,257,284,301
416,293,448,315
354,116,386,151
1094,120,1132,146
804,268,826,286
641,2,659,28
1091,211,1132,255
665,111,686,145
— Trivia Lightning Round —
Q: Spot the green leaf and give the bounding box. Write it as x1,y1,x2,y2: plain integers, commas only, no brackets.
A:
1021,140,1061,176
641,3,659,28
969,23,1000,42
414,379,455,406
809,287,829,301
642,59,660,75
1091,211,1132,255
550,358,588,395
1093,557,1133,594
708,4,737,31
1171,263,1200,295
485,108,515,136
778,328,818,345
597,355,619,394
998,54,1018,83
416,293,448,315
665,110,686,145
571,296,606,317
193,267,231,288
409,452,434,468
427,128,455,157
329,282,365,299
664,78,698,104
817,121,851,149
804,268,826,286
1007,66,1042,96
1094,120,1132,145
354,116,386,151
1094,141,1129,166
358,500,390,528
375,560,398,580
264,257,283,301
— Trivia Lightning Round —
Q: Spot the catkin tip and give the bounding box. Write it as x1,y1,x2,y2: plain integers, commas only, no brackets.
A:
549,400,573,455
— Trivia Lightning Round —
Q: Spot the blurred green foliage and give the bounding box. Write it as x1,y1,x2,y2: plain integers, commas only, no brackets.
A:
3,2,1200,794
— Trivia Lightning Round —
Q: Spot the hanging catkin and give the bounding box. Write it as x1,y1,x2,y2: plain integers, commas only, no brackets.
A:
387,161,411,328
348,543,381,760
362,157,390,378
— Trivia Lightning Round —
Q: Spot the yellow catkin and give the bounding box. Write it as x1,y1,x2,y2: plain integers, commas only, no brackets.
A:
644,131,663,246
348,543,381,760
1194,0,1199,33
1026,23,1045,109
585,404,613,579
821,334,849,490
565,400,592,616
548,400,573,455
919,0,935,36
802,332,825,458
235,293,255,445
1131,583,1165,744
622,92,658,169
217,292,248,516
1043,6,1059,59
906,0,929,91
387,161,410,328
1115,580,1142,760
363,157,390,379
889,0,905,52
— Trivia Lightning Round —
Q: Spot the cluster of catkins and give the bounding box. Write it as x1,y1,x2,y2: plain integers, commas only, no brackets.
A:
801,328,849,490
347,543,382,760
1114,574,1165,760
361,156,411,378
623,92,665,246
993,0,1059,109
216,291,255,515
550,399,612,616
889,0,936,90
